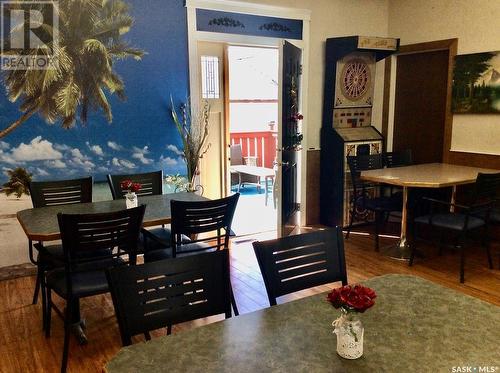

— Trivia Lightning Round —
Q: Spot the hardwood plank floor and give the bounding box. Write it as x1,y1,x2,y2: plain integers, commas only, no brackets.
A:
0,230,498,373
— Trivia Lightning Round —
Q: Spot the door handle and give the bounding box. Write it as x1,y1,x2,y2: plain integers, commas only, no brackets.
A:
278,161,289,167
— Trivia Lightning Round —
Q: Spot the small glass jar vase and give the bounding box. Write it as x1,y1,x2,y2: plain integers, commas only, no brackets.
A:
333,312,364,359
125,191,138,209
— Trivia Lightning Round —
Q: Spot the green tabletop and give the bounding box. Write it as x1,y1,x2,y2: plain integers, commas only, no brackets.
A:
105,274,500,372
17,193,207,241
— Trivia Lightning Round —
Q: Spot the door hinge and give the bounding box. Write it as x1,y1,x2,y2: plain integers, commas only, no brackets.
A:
299,64,303,75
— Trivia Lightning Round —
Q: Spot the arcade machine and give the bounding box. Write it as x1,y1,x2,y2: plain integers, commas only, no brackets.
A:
320,36,399,227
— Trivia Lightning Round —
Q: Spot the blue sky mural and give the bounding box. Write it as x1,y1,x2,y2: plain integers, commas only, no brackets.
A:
0,0,189,183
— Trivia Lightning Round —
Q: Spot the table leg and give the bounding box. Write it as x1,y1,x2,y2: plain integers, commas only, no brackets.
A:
450,185,457,213
237,173,241,193
380,186,413,260
265,176,269,206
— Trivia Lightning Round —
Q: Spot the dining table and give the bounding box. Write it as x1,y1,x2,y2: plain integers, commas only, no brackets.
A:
361,163,499,260
17,192,208,343
105,274,500,372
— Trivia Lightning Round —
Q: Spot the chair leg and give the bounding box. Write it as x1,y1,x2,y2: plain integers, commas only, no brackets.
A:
167,324,172,335
32,267,41,305
144,332,151,341
460,245,465,284
230,285,239,316
345,208,355,239
483,225,493,269
60,299,72,373
409,223,418,267
45,287,52,338
374,211,381,252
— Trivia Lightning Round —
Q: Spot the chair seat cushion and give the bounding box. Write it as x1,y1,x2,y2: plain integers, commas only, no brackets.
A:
143,227,191,249
144,242,214,263
46,258,124,298
473,209,500,223
414,213,486,231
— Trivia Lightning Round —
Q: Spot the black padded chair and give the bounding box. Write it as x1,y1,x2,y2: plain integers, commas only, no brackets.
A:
28,177,93,308
143,193,240,315
107,250,232,346
45,205,145,373
410,172,500,283
253,228,347,306
382,149,413,169
107,171,176,252
345,154,402,251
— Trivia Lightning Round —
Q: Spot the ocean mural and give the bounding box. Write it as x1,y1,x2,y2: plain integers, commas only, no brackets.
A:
0,0,190,185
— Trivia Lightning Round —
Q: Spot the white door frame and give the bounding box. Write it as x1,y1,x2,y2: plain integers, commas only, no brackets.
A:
185,0,311,229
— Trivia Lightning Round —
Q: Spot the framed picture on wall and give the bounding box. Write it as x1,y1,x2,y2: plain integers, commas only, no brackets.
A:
452,51,500,114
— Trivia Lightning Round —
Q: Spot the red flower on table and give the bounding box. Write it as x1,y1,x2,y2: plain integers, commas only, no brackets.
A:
327,284,376,313
120,179,142,193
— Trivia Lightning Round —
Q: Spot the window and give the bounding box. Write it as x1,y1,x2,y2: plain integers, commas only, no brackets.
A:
201,56,220,99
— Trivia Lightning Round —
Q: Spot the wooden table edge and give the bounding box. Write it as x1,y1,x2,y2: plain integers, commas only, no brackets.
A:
359,175,479,188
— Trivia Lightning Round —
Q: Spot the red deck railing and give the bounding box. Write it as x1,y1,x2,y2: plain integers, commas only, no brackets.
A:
230,131,278,169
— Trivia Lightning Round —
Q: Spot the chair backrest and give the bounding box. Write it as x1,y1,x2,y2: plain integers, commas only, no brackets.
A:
29,177,93,208
230,144,244,165
107,171,163,200
170,193,239,257
347,154,383,194
107,250,232,346
475,172,500,202
57,205,145,273
252,227,348,306
383,149,413,168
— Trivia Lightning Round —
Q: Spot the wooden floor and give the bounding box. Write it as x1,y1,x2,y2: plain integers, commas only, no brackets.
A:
0,230,499,373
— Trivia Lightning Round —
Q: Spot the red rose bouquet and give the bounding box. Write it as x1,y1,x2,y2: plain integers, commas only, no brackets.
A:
327,284,376,313
120,179,142,193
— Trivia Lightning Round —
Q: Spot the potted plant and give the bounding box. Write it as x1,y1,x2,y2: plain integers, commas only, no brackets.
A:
120,180,141,208
170,98,210,193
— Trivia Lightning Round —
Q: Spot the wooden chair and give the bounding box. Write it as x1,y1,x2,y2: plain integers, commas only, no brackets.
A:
410,172,500,283
252,228,348,306
45,206,145,373
107,171,175,253
107,250,232,346
143,193,240,315
345,154,402,251
28,177,93,309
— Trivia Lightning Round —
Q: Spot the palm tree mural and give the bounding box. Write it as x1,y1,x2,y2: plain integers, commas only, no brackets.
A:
2,167,32,198
0,0,145,138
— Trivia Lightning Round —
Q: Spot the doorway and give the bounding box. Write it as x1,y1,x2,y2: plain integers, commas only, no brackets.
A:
392,41,455,164
227,45,279,237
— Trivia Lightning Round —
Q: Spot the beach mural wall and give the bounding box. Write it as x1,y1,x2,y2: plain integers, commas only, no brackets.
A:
0,0,190,267
0,0,190,191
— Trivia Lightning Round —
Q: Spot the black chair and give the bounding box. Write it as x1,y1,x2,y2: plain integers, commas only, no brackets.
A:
107,171,176,252
253,228,347,306
28,177,93,308
345,154,402,251
410,172,500,283
383,149,413,168
45,205,145,373
143,193,240,315
107,250,232,346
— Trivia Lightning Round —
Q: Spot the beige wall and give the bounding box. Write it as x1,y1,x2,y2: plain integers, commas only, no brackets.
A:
388,0,500,156
237,0,390,148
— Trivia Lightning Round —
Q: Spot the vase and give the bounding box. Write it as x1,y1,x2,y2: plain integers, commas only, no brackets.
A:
333,313,364,359
125,192,138,209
